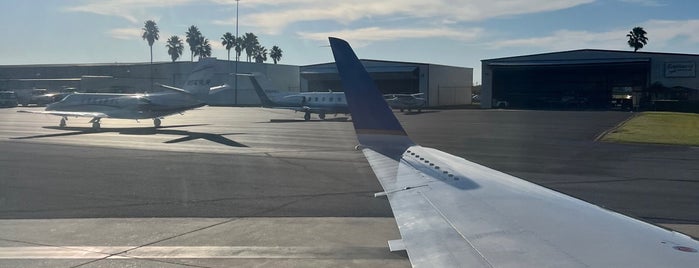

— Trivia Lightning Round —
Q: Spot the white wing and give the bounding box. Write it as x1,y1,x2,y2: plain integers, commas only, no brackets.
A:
19,110,109,118
329,37,699,267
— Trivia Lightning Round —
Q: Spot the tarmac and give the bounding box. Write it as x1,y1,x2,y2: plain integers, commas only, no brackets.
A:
1,106,697,267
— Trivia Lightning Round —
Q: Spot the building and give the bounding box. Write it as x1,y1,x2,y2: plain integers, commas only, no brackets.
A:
1,59,472,107
0,59,300,106
301,60,473,107
481,50,699,110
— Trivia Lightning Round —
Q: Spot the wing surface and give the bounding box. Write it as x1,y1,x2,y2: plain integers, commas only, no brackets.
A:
329,37,699,267
19,110,109,118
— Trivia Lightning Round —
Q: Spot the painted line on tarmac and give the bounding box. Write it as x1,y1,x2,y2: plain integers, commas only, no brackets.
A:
0,246,394,259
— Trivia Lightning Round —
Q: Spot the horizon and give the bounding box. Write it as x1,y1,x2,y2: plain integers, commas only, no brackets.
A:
2,1,698,83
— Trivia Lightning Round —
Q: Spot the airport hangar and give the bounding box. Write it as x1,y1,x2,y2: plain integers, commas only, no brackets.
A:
480,49,699,109
0,59,473,107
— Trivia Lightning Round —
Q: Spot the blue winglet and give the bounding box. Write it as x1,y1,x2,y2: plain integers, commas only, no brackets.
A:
330,37,415,155
329,37,407,136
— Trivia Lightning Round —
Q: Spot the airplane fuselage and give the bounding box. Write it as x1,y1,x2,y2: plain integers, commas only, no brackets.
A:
46,92,205,120
275,91,349,113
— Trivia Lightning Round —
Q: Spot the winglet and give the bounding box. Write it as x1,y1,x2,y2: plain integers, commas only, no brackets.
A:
329,37,407,136
329,37,414,155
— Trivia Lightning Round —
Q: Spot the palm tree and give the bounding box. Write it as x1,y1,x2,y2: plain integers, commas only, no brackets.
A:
627,26,648,52
141,20,159,64
234,36,243,61
270,45,283,64
165,36,184,63
185,25,202,61
242,32,259,62
221,32,236,61
197,38,212,59
253,45,267,63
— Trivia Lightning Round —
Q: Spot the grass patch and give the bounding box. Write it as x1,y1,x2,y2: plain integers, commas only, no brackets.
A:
601,112,699,146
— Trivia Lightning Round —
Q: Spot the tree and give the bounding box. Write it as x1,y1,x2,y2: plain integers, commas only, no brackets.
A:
253,45,267,63
270,45,283,64
185,25,202,61
165,36,184,63
242,32,259,62
197,37,212,59
141,20,159,64
627,26,648,52
234,36,243,61
221,32,236,61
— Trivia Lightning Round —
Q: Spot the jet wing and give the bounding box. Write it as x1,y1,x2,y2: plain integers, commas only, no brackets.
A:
262,106,338,114
155,83,192,96
18,110,109,118
329,37,699,267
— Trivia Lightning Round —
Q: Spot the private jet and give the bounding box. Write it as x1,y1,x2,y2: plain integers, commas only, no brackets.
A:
329,37,698,267
384,93,425,112
245,74,349,121
21,58,217,130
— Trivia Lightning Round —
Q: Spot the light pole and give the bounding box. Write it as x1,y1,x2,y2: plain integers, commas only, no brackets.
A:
234,0,239,105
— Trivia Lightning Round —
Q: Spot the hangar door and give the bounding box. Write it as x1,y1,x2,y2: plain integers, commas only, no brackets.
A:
491,61,649,109
301,66,419,94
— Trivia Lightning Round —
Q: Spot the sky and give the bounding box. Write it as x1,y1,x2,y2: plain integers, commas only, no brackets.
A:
1,0,698,83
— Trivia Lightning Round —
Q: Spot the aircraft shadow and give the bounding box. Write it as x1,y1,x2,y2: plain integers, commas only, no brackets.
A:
263,117,351,123
400,110,440,115
11,124,248,148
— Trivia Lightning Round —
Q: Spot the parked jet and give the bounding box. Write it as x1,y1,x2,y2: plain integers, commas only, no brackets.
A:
21,59,217,130
329,37,698,267
245,74,349,121
384,93,425,112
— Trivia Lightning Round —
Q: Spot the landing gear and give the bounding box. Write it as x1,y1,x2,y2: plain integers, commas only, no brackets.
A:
89,117,101,130
153,118,161,128
319,113,326,120
59,117,67,128
304,112,311,121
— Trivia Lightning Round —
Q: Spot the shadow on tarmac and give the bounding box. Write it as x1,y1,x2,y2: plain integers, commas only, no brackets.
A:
400,110,440,115
264,117,351,123
11,124,248,147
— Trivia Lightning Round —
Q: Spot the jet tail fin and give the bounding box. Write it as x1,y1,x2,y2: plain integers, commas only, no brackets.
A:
329,37,414,154
181,58,217,100
239,73,279,108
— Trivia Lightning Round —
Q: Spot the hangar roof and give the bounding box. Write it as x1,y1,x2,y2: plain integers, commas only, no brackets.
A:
487,58,649,67
483,49,699,64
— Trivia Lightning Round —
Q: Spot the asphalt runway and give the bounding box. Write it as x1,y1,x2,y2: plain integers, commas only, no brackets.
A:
1,106,698,267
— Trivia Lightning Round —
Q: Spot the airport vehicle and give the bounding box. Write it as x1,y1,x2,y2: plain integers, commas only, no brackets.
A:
246,74,349,121
0,91,19,107
329,37,699,267
384,93,425,112
20,58,217,129
15,88,48,106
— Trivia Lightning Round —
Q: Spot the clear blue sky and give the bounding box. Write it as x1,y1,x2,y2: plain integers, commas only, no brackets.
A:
1,0,698,83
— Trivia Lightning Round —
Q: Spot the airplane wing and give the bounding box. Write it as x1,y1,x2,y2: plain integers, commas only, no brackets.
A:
261,106,342,115
329,37,699,267
18,110,109,118
155,83,193,96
